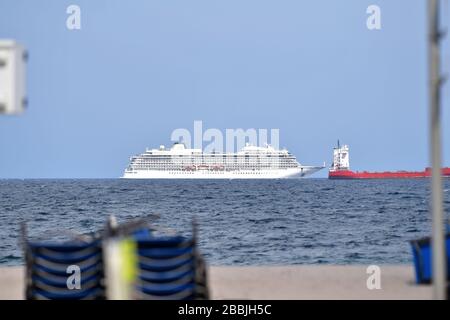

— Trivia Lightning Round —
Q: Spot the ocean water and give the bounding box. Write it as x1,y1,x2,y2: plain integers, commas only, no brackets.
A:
0,179,449,266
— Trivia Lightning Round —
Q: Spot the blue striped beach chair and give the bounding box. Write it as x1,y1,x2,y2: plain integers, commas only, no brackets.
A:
106,218,209,300
134,233,209,300
23,224,105,300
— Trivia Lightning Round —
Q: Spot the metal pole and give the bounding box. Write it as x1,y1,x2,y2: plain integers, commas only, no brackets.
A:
428,0,446,300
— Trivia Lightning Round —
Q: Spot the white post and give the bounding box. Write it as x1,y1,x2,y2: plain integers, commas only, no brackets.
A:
428,0,446,300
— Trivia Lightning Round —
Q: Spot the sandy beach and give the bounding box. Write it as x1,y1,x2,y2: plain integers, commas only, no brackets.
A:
0,265,431,300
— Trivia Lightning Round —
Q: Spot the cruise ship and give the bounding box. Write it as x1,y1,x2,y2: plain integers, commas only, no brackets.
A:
122,142,324,179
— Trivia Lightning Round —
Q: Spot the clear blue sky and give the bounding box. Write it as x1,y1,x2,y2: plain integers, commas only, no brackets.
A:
0,0,449,178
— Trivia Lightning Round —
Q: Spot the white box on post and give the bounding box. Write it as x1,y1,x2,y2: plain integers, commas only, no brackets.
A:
0,40,27,115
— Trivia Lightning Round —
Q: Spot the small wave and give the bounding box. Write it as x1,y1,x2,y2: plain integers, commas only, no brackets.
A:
345,240,360,247
0,254,22,264
248,218,276,224
345,252,363,260
79,219,94,228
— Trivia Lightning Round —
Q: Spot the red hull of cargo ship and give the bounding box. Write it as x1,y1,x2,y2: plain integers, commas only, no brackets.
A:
329,167,450,179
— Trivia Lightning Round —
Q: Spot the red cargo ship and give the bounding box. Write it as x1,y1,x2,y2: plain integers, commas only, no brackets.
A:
328,142,450,179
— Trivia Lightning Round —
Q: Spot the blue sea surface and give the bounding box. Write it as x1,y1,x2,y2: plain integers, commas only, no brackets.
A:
0,179,449,266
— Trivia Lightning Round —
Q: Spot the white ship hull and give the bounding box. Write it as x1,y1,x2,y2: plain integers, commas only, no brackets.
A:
122,166,323,179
